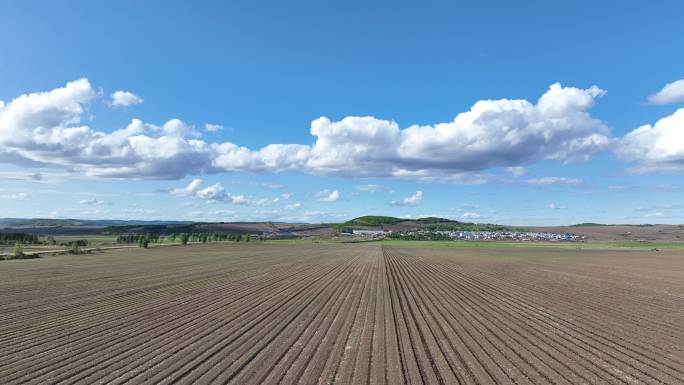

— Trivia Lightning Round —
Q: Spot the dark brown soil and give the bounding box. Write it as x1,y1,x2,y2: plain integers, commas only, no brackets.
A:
0,243,682,384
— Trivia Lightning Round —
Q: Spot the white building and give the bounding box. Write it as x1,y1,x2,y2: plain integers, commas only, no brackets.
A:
352,229,385,237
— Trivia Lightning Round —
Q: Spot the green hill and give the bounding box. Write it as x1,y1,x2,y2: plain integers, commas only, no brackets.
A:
341,216,404,227
333,215,512,233
415,217,458,224
333,215,462,231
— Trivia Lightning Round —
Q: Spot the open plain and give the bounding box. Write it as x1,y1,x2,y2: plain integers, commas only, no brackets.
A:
1,242,683,384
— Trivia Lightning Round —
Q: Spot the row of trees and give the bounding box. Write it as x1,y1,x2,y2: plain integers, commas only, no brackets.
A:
0,232,40,245
1,242,40,260
3,230,263,259
116,232,259,248
0,233,90,247
1,233,90,260
53,240,90,254
117,234,162,244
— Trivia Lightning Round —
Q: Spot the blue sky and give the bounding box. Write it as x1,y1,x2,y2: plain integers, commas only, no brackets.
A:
1,0,684,225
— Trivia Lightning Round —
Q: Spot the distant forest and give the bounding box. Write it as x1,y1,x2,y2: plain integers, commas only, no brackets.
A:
0,232,40,245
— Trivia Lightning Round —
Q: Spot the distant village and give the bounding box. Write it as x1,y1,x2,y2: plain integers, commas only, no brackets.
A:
342,229,583,242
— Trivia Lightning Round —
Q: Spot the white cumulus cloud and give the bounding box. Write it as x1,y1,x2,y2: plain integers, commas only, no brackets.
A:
616,108,684,173
109,90,144,108
195,183,228,201
205,123,224,132
0,79,611,181
316,189,340,202
391,190,423,206
648,79,684,105
172,178,203,196
171,179,281,206
193,183,251,205
305,83,608,179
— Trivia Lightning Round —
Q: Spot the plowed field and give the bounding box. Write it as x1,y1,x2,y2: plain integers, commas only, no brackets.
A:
1,243,683,384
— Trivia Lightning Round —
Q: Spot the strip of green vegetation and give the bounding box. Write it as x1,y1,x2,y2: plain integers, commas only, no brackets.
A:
1,254,41,261
49,235,119,244
264,238,337,245
102,224,200,235
0,242,39,260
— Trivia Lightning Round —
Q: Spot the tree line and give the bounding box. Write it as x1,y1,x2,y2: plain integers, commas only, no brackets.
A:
117,233,259,248
0,232,40,245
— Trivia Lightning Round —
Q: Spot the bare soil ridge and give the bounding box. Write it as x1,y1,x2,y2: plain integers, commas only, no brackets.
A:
0,243,682,384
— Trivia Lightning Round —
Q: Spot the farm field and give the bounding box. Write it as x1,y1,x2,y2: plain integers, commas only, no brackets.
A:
1,242,683,384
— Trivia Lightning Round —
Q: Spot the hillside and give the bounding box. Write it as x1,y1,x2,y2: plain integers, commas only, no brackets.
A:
337,216,404,227
0,218,192,228
334,216,508,232
529,224,684,242
336,215,464,226
3,216,684,242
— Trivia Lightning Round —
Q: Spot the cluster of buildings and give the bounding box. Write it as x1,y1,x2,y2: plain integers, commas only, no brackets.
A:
344,229,582,242
349,229,386,237
440,230,581,241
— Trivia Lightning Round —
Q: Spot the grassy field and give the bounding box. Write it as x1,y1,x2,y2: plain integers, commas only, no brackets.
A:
45,234,119,244
4,236,682,259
